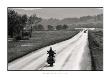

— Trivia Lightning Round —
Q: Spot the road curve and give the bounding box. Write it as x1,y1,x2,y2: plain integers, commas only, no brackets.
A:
8,30,91,70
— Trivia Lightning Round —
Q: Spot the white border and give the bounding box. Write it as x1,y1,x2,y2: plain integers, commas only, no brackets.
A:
0,0,108,78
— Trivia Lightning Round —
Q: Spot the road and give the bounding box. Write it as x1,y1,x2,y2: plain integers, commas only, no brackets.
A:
8,30,91,70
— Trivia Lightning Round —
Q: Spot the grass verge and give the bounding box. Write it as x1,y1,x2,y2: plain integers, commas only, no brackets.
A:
88,29,103,70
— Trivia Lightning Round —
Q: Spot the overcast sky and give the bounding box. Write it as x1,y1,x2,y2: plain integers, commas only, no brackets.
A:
12,8,103,19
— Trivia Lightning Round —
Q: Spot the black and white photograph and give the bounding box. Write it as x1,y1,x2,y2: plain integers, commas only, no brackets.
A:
7,7,103,71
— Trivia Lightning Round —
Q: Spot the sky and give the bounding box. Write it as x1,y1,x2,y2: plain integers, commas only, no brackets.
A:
12,8,103,19
15,8,42,10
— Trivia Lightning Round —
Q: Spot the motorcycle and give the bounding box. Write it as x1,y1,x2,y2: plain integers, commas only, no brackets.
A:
47,47,56,67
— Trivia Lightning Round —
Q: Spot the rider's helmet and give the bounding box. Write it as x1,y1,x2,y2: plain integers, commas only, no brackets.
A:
50,47,52,51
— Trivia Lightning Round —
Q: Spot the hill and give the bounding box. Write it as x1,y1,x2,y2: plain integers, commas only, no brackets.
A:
39,14,103,29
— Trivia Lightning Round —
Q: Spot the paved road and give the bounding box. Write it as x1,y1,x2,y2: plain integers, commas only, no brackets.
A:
8,30,91,70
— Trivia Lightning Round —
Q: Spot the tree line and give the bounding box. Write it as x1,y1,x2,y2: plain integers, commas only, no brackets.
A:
33,24,68,31
8,9,69,38
8,9,42,38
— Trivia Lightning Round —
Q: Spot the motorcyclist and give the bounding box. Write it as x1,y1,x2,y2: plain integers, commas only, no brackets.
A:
47,47,56,66
47,47,56,57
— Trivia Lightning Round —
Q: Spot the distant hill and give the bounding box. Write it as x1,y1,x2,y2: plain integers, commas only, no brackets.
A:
39,14,103,29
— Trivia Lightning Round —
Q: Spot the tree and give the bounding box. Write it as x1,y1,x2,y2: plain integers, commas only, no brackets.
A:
48,25,54,30
21,14,28,25
8,9,22,37
28,14,42,26
62,24,68,30
8,9,29,38
56,25,62,30
35,24,44,30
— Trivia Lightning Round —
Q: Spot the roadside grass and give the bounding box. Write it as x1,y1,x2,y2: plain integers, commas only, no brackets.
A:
88,29,103,70
8,30,79,63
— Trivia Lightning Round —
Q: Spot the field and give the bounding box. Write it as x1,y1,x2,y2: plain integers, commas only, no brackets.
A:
8,30,79,63
88,29,103,70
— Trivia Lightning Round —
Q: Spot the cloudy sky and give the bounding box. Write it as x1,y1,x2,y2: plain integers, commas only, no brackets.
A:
12,8,103,19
